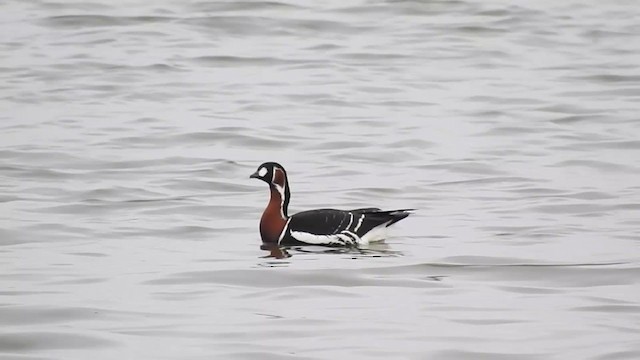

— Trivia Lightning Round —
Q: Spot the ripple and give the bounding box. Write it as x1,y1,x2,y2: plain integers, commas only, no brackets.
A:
188,1,301,12
189,55,311,67
574,305,640,313
0,332,115,351
42,15,177,28
145,268,447,288
432,350,544,360
432,177,532,187
104,131,300,149
0,306,105,326
595,350,640,360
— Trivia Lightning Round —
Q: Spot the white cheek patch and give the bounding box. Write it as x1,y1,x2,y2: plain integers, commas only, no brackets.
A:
258,167,267,177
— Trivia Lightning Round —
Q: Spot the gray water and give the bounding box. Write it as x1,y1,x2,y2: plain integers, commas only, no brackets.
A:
1,0,639,359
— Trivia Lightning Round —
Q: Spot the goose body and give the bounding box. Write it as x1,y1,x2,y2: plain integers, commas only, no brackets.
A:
250,162,412,247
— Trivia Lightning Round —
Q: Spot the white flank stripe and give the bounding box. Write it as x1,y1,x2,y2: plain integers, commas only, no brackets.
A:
337,234,351,243
345,212,353,230
353,214,364,232
290,231,346,245
289,230,364,246
342,230,360,242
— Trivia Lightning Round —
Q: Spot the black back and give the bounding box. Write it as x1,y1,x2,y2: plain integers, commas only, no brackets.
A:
286,208,412,239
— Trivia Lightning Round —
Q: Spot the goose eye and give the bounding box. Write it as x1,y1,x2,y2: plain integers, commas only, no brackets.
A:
258,167,268,177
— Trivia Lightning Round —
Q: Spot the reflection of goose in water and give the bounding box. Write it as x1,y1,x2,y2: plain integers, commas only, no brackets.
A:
250,162,413,247
260,242,402,260
260,243,291,259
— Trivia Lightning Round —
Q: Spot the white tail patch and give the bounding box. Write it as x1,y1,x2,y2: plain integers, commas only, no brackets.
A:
359,221,391,244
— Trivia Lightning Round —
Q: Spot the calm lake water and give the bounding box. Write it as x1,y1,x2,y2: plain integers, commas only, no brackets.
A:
1,0,639,359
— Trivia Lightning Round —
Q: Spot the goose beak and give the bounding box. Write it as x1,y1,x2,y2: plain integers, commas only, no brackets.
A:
249,171,259,179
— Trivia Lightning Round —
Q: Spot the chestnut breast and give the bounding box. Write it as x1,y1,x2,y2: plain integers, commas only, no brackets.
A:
259,187,287,244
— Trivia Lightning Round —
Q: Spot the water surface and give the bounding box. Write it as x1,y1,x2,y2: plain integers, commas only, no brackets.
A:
1,0,639,359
